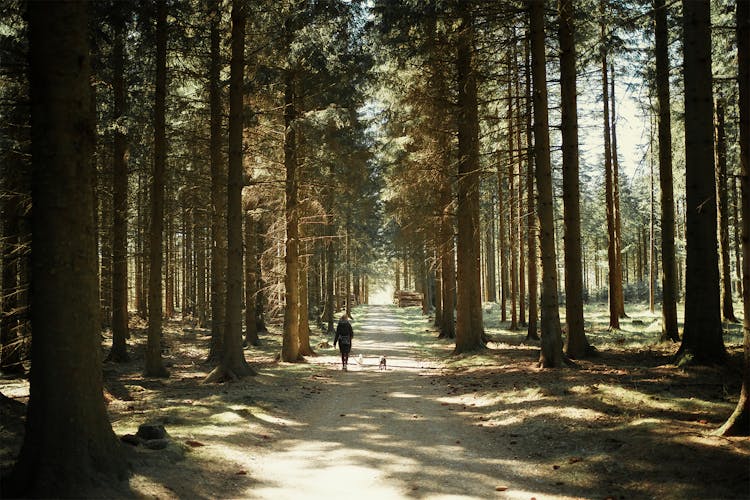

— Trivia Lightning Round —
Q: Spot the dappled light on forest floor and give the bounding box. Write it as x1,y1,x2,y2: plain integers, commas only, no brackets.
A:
1,304,748,499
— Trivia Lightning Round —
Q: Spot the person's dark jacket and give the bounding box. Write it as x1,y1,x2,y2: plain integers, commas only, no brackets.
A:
334,319,353,347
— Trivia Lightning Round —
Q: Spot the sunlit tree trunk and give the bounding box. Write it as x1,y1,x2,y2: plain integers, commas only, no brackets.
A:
244,210,259,346
676,0,726,366
559,0,590,358
524,34,539,342
507,51,519,331
439,178,456,339
654,0,680,341
281,65,301,362
498,151,508,322
530,0,564,367
610,64,626,319
454,1,484,353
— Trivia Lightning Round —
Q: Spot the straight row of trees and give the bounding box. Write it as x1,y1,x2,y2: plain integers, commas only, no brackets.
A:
0,0,748,496
370,0,748,429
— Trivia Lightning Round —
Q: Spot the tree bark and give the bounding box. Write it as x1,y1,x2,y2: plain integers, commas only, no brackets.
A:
601,0,620,330
654,0,680,342
108,5,129,362
507,51,519,331
281,62,301,361
676,0,726,366
559,0,590,358
7,2,128,494
714,99,737,322
454,2,484,353
530,0,564,368
196,205,207,328
1,121,23,374
145,0,169,378
439,177,456,339
207,0,253,381
610,64,626,319
717,0,749,435
524,33,539,342
244,210,259,346
498,157,508,323
733,176,743,298
208,0,226,362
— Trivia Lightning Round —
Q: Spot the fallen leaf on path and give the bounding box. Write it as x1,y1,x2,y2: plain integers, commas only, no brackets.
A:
236,470,247,475
185,440,205,447
568,457,582,464
495,486,508,491
553,465,560,470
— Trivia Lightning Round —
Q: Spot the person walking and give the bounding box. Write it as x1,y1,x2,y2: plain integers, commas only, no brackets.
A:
333,314,353,371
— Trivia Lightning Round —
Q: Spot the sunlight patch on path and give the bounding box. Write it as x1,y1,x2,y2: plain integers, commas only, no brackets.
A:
246,305,543,499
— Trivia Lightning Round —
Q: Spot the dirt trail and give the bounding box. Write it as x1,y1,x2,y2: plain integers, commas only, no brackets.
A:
248,305,527,499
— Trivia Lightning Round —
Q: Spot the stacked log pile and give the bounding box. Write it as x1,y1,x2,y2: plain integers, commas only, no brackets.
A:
394,290,423,307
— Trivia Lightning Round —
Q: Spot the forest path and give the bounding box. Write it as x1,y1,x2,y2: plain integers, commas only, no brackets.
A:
248,305,530,500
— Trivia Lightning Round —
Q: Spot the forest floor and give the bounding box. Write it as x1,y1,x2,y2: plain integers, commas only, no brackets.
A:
1,303,749,499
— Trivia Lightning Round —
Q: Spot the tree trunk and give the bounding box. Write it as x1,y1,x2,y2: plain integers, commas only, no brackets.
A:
559,0,590,359
255,218,268,333
601,1,620,330
717,0,749,435
345,219,352,318
145,0,169,378
207,0,253,382
298,199,315,355
507,51,519,331
530,0,564,368
734,176,743,298
325,235,335,335
135,172,146,319
654,0,680,342
208,0,226,362
439,177,456,339
244,211,259,346
484,204,497,302
7,2,128,494
498,158,508,322
454,2,484,353
524,34,539,342
513,40,526,327
1,127,24,374
164,215,174,318
433,242,443,328
610,64,626,319
196,205,207,328
108,6,129,362
714,99,737,322
281,64,301,362
649,134,656,313
676,0,726,366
